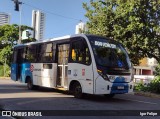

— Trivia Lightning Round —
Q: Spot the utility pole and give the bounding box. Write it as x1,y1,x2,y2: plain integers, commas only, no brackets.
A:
18,3,22,44
12,0,22,44
3,56,6,77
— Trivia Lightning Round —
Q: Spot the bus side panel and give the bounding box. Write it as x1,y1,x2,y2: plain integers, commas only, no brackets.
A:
68,63,94,94
11,63,18,81
32,63,55,88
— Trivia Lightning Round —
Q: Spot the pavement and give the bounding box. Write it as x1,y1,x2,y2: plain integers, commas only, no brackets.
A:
0,78,160,119
0,77,10,80
134,91,160,99
0,77,160,99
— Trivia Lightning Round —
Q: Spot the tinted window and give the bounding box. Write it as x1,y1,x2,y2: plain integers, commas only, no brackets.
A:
88,36,131,69
37,43,54,63
25,45,36,62
16,48,25,63
71,38,91,65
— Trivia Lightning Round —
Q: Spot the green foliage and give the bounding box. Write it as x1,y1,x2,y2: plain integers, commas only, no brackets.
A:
134,76,160,93
134,83,149,92
154,64,160,76
0,65,3,76
148,76,160,93
83,0,160,65
0,65,10,77
0,24,34,70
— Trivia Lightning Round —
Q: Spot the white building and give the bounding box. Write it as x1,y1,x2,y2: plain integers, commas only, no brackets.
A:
0,12,10,26
134,58,158,75
32,10,45,40
133,57,158,84
75,21,86,34
147,58,158,67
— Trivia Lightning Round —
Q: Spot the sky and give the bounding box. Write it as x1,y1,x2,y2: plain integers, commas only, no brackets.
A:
0,0,90,39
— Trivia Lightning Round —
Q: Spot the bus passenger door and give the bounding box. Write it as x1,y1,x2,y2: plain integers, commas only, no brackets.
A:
11,49,18,81
57,44,70,88
11,49,23,81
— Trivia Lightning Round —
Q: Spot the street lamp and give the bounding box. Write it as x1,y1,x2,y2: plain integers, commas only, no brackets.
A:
18,3,22,44
12,0,22,44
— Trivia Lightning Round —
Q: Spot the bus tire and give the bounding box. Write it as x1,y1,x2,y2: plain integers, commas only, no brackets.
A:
27,77,35,90
73,82,83,99
104,94,115,98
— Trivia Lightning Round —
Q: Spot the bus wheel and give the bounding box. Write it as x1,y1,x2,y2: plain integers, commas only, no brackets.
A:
73,82,83,99
27,77,35,90
104,94,115,98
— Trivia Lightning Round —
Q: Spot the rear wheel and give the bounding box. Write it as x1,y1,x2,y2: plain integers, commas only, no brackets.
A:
73,82,83,99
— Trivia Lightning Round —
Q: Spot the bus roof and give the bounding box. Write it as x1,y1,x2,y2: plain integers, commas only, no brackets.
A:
14,34,86,48
13,34,116,48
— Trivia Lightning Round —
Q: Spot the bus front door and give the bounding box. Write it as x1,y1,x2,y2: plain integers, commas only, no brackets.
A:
57,44,70,88
11,49,23,81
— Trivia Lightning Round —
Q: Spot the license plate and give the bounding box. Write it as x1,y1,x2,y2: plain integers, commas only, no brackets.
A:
117,86,124,89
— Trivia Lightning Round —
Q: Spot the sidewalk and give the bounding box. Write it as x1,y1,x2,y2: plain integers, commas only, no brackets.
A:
0,77,10,80
134,91,160,99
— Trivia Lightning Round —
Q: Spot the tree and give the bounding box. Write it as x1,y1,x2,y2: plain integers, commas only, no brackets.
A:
0,24,34,68
154,64,160,76
83,0,160,65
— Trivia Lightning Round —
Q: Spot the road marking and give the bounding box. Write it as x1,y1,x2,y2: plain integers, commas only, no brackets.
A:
117,98,157,105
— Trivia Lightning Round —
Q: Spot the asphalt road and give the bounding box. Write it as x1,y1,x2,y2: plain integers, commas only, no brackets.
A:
0,79,160,119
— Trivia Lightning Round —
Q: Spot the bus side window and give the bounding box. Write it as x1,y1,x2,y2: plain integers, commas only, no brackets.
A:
17,48,25,63
71,40,81,62
37,43,54,63
25,45,36,62
72,49,76,61
85,47,91,64
45,43,54,62
37,44,43,62
71,38,91,65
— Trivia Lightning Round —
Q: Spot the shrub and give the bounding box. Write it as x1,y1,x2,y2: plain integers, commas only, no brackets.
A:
154,64,160,76
148,76,160,93
0,65,10,77
134,83,149,92
134,76,160,94
0,65,3,76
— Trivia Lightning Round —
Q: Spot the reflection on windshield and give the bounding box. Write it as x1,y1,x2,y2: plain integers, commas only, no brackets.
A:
88,36,131,69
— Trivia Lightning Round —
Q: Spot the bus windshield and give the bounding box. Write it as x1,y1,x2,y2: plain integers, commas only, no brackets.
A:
88,36,131,69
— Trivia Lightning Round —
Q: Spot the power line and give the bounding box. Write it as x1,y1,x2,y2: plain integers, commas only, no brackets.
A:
23,2,81,21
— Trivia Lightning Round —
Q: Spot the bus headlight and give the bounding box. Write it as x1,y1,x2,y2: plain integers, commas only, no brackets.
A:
124,75,133,82
108,76,115,82
124,77,129,82
97,69,109,81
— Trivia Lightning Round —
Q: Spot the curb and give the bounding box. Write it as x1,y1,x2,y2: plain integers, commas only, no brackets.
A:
134,91,160,99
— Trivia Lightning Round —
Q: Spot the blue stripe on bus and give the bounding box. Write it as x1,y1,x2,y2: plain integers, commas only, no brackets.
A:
11,63,17,81
20,63,33,83
11,63,33,83
111,77,129,94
